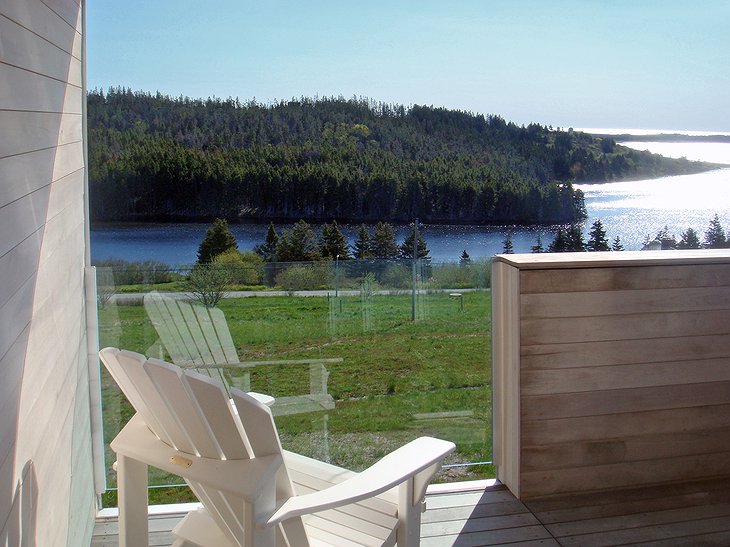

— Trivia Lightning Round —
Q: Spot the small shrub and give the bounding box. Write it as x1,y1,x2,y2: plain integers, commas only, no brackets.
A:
428,260,490,289
275,264,329,291
213,249,264,285
379,263,411,289
93,258,177,285
187,263,231,307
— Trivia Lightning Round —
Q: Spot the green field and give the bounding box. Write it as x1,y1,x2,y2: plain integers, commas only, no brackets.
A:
99,290,492,505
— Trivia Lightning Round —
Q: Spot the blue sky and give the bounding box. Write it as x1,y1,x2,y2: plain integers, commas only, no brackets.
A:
87,0,730,131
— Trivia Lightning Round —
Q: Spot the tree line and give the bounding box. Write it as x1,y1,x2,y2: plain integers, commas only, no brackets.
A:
502,214,730,254
197,218,429,266
87,89,712,226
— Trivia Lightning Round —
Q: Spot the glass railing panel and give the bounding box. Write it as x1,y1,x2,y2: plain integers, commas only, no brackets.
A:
96,257,492,506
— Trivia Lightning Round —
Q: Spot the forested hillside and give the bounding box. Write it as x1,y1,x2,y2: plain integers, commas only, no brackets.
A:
87,89,711,225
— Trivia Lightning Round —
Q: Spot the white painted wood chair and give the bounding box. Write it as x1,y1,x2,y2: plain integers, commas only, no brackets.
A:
143,291,337,416
101,347,455,547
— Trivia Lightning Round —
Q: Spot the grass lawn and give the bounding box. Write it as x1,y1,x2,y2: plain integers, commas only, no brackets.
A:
99,290,492,505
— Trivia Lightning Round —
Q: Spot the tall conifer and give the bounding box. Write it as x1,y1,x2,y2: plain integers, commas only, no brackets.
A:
371,222,399,259
353,224,372,259
197,218,237,263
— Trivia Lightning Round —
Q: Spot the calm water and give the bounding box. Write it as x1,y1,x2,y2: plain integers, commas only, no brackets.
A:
90,135,730,264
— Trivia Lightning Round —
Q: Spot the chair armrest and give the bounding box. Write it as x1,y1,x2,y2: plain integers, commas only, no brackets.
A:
198,358,343,369
265,437,454,526
112,414,282,499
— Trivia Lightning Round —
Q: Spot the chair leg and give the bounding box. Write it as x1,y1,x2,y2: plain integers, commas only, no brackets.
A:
243,490,277,547
116,455,149,547
397,478,421,547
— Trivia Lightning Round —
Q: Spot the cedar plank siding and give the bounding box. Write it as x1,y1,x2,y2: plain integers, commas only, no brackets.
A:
493,250,730,499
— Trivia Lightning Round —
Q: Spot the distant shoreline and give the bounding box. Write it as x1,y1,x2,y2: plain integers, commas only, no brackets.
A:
588,132,730,144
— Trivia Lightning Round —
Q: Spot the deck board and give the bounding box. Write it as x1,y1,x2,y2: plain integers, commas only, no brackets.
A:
92,478,730,546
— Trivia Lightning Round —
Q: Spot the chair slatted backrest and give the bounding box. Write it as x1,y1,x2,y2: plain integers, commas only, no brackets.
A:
100,348,308,546
145,294,201,367
144,292,240,367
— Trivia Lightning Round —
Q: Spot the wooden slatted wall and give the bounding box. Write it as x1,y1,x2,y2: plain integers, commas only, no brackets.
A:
493,251,730,499
0,0,95,545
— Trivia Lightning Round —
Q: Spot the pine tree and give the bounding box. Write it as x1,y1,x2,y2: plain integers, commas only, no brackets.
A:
531,235,544,253
353,224,372,259
655,225,677,250
320,220,351,260
502,234,514,254
276,220,321,262
548,227,569,252
371,222,400,259
459,250,471,265
704,214,727,248
678,227,701,249
399,223,430,259
611,236,624,251
566,224,586,251
254,222,279,262
586,219,610,251
197,218,237,263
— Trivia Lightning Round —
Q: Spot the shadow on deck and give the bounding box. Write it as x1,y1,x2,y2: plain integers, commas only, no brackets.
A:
93,477,730,546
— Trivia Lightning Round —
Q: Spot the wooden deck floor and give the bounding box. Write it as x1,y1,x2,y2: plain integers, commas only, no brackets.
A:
92,477,730,546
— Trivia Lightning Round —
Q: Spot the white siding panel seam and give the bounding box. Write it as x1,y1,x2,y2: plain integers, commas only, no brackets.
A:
0,2,81,59
0,107,78,115
0,225,44,262
37,0,79,33
0,140,82,162
0,167,84,212
0,60,82,90
0,13,82,62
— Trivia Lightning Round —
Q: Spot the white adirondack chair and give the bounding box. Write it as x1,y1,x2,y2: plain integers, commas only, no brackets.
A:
101,347,455,547
143,291,337,416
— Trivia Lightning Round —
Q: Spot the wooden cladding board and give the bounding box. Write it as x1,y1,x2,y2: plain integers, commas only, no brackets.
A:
492,252,730,500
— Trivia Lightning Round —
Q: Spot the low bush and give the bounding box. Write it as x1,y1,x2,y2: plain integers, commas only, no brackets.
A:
213,249,265,285
94,258,179,285
275,263,330,291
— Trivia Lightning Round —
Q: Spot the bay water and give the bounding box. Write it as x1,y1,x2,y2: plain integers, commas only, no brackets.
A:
90,134,730,265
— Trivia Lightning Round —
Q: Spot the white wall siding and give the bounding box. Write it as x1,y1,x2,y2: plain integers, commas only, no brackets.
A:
0,1,94,545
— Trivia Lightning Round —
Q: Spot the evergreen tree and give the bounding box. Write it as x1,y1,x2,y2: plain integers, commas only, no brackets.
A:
611,236,624,251
548,227,569,252
399,223,430,259
197,218,237,263
566,224,586,251
502,234,514,254
586,219,610,251
704,214,727,248
353,224,372,259
655,225,677,250
371,222,400,259
320,220,351,260
459,250,471,265
531,234,544,253
678,227,701,249
254,222,279,262
276,220,322,262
